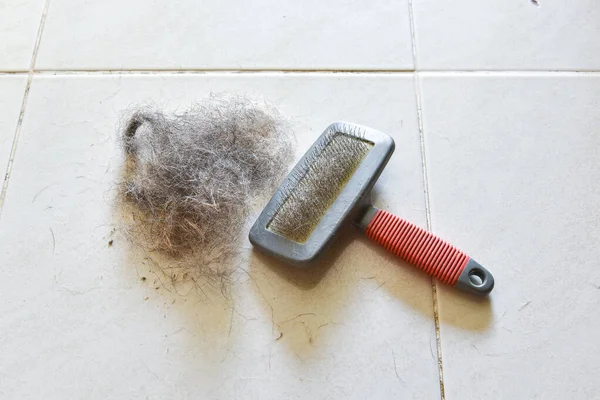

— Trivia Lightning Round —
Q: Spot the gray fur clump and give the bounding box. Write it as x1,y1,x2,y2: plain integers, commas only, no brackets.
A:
119,95,295,284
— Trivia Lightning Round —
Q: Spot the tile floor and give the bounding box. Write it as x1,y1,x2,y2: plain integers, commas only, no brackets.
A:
0,1,598,399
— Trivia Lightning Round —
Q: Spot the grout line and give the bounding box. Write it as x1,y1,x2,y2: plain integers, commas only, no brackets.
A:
3,70,600,77
414,71,446,400
407,0,445,398
0,71,29,75
407,0,418,70
30,69,600,74
418,70,600,76
0,0,50,216
31,68,416,74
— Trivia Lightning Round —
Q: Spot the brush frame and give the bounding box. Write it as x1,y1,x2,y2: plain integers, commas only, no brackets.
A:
249,121,393,264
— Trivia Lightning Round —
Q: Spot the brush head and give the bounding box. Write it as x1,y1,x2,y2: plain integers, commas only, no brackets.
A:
249,122,395,265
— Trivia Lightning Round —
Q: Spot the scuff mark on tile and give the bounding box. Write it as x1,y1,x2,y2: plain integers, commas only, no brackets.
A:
519,301,532,311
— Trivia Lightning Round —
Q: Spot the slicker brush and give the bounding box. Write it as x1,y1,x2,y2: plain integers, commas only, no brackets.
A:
249,122,494,295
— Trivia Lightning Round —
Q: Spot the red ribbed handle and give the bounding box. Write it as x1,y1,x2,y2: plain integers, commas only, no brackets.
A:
365,209,469,286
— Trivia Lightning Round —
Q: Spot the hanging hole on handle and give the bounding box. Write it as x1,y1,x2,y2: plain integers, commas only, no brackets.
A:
455,259,494,295
468,269,486,287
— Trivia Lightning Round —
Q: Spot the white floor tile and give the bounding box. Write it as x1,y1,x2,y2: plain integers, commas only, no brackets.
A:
36,0,414,71
0,73,439,399
421,74,600,399
0,76,26,176
413,1,600,70
0,0,44,71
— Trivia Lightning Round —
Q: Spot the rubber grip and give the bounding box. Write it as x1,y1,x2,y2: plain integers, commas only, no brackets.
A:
365,209,493,294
